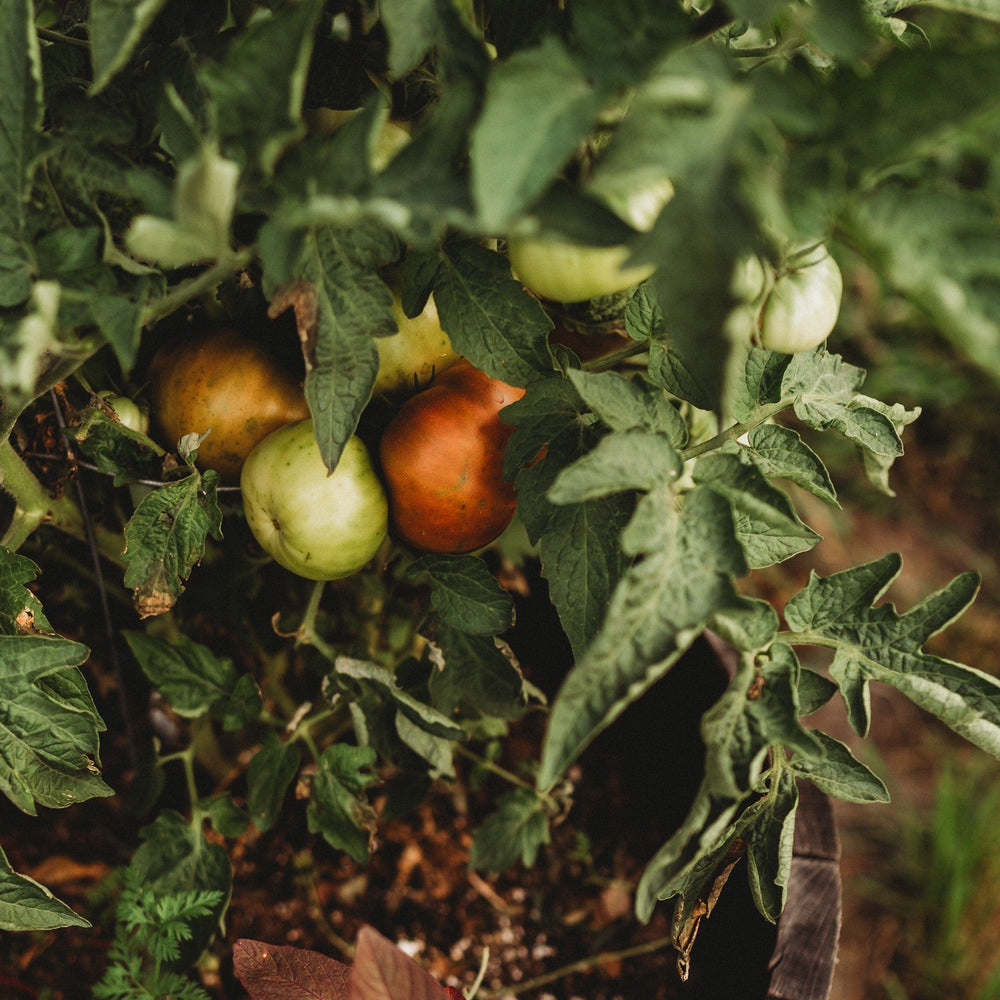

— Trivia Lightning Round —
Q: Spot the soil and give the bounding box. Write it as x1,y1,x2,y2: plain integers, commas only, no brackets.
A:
3,399,998,1000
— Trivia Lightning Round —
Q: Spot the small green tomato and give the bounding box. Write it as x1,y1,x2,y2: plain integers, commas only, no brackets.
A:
98,391,150,435
757,246,843,354
241,421,388,581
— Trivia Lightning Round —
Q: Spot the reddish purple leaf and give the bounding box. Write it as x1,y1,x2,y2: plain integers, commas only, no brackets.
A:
233,939,351,1000
348,926,452,1000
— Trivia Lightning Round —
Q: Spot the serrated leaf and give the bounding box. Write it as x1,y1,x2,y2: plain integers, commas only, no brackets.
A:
247,732,302,834
433,242,551,387
307,745,377,864
333,657,466,741
548,428,683,503
538,486,753,791
785,554,998,754
233,938,350,1000
783,348,912,459
130,810,233,968
471,36,603,231
0,843,90,930
123,631,258,725
349,925,453,1000
121,471,223,618
694,452,821,568
567,368,688,444
733,423,838,507
199,792,251,839
469,788,551,872
0,635,110,814
429,627,525,720
283,224,397,472
410,554,514,636
790,730,889,803
0,546,52,635
731,348,791,422
200,0,322,174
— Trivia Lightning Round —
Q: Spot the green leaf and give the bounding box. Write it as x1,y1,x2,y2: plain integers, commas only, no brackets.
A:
783,348,916,461
0,635,111,815
790,730,889,804
411,554,515,636
433,241,552,387
731,348,791,422
88,0,171,93
199,792,250,839
0,0,44,308
283,224,398,472
125,144,241,269
919,0,1000,20
732,424,838,507
694,452,822,569
0,547,52,635
470,788,551,872
333,656,467,741
0,843,89,930
471,35,604,231
130,810,232,969
785,554,998,755
200,0,322,174
845,185,1000,385
68,407,164,488
121,470,223,618
548,428,683,502
246,731,302,834
538,486,754,791
306,744,377,864
567,368,688,444
570,0,692,88
123,631,259,725
430,626,525,720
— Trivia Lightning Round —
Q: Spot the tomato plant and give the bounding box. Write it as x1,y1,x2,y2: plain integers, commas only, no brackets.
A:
379,359,525,554
241,421,388,581
96,390,149,435
146,326,310,482
1,2,999,998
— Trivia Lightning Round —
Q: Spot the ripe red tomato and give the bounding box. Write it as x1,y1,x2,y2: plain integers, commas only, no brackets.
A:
379,360,525,554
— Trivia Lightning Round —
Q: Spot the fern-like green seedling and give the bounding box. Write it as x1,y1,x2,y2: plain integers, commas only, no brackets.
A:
91,868,224,1000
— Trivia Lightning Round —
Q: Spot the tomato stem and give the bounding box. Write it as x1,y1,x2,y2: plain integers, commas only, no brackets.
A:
679,399,792,461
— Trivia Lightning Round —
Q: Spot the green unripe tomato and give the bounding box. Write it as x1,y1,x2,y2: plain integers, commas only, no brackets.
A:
240,421,388,581
373,293,460,396
304,108,411,170
98,391,150,435
506,236,656,304
757,246,843,354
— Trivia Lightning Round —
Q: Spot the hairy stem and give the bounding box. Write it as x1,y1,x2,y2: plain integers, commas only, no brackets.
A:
679,399,791,461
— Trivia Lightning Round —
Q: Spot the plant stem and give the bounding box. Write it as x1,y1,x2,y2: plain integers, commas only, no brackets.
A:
140,251,254,329
479,934,675,998
453,744,560,814
679,399,791,461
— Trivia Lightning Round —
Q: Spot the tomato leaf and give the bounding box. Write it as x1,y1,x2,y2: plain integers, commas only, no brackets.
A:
0,843,90,931
130,810,233,970
88,0,171,93
411,554,515,636
789,730,889,804
0,635,111,815
433,241,552,387
693,452,821,569
285,224,398,471
233,938,351,1000
0,547,52,635
123,631,261,727
200,0,322,175
306,745,378,864
121,469,223,618
470,788,552,872
470,36,604,231
349,925,452,1000
246,732,302,834
785,554,999,754
430,626,525,720
727,424,839,508
0,0,44,309
538,486,758,791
